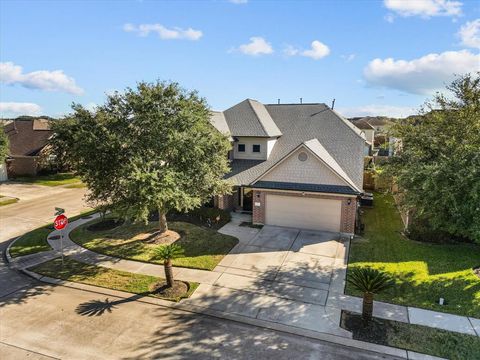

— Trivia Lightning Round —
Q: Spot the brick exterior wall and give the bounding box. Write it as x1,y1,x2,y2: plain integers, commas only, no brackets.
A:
340,197,357,234
252,190,265,224
252,189,357,234
215,193,235,211
7,156,39,177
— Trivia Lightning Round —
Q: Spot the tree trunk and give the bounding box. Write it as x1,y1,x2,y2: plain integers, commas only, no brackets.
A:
362,292,374,325
164,259,174,287
158,207,168,233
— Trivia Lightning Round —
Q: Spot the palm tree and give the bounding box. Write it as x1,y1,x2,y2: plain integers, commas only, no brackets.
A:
155,244,184,287
347,267,394,324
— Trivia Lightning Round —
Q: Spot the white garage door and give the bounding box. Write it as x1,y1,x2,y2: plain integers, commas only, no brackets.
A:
265,194,342,232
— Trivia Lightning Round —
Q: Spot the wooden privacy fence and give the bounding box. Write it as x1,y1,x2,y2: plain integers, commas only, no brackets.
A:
363,170,395,192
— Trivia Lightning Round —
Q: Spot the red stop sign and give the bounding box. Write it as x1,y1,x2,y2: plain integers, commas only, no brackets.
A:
54,214,68,230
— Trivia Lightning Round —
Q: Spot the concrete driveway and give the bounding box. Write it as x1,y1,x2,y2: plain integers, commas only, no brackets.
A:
215,225,348,301
185,220,351,337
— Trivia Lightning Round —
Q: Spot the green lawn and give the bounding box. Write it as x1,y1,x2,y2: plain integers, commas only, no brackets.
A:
9,226,52,257
346,192,480,317
31,257,198,302
70,218,239,271
9,210,95,258
0,195,19,206
342,312,480,360
15,173,83,187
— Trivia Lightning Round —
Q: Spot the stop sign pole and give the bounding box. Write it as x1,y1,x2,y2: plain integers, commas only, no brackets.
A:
54,208,68,265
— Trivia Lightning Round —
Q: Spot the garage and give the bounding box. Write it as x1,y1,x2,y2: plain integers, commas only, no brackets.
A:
265,194,342,232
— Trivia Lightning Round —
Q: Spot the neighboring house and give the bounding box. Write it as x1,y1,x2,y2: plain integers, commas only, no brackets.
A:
210,99,365,235
350,116,393,133
351,119,374,155
3,118,53,177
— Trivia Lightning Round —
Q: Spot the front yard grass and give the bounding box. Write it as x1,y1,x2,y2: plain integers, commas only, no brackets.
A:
342,311,480,360
70,218,238,271
14,173,83,187
30,257,198,302
346,192,480,318
9,210,95,258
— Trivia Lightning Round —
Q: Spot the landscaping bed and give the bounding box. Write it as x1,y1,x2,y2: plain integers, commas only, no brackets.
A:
150,207,231,230
341,311,480,360
347,192,480,317
30,257,198,302
70,217,238,271
9,210,95,258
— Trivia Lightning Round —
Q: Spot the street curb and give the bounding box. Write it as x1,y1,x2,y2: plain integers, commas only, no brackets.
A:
18,269,447,360
5,237,16,264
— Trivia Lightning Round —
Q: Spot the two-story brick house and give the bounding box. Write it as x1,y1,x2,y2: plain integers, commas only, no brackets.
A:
210,99,365,235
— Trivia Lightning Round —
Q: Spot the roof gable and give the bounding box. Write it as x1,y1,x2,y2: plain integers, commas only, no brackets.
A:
255,139,361,193
303,139,361,192
222,99,282,137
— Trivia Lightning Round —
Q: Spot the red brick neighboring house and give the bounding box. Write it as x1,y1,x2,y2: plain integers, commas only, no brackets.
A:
4,118,53,177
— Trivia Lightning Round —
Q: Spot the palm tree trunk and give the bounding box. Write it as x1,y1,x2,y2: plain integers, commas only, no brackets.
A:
158,207,168,234
164,259,174,287
362,292,374,325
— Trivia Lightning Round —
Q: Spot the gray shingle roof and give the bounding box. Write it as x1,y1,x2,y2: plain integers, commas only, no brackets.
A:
210,111,232,140
303,139,362,193
223,99,282,137
350,118,374,130
252,181,360,195
212,101,365,191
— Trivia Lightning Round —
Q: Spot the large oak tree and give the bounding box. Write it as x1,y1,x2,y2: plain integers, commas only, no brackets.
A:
387,73,480,243
52,81,232,233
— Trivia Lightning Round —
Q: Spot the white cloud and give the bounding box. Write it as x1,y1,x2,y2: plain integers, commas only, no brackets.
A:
284,40,330,60
338,104,416,118
0,102,42,116
236,37,273,56
123,23,203,41
341,53,356,62
384,13,395,23
459,19,480,49
301,40,330,60
283,45,299,57
364,50,480,94
384,0,462,18
229,0,248,3
0,62,83,95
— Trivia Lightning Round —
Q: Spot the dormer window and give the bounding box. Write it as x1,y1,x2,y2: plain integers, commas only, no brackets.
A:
238,144,245,152
253,144,261,153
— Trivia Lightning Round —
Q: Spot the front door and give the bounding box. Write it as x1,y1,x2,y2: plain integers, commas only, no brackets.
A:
242,188,253,212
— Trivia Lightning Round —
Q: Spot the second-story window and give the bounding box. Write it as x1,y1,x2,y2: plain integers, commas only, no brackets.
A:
253,144,261,153
238,144,245,152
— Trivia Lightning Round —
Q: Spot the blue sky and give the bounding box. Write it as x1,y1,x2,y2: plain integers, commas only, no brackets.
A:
1,0,479,118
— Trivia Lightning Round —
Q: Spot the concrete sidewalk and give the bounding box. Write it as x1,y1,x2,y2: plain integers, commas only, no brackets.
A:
7,212,480,342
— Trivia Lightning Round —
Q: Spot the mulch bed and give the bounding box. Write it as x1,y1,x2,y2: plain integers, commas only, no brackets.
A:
150,280,189,298
239,222,264,229
87,219,124,232
144,230,181,245
341,311,389,345
149,210,227,230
